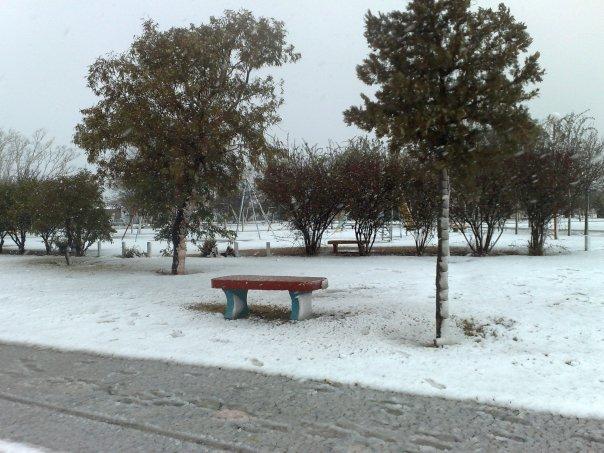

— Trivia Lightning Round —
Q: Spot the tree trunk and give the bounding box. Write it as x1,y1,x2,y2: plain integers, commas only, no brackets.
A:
171,208,187,275
528,219,545,256
17,231,26,255
435,167,450,344
0,233,5,254
553,210,558,240
41,233,53,254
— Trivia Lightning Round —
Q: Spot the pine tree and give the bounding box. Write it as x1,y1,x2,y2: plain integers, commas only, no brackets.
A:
344,0,543,343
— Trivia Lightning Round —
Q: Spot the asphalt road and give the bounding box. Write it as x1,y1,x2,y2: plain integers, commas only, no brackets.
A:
0,342,602,452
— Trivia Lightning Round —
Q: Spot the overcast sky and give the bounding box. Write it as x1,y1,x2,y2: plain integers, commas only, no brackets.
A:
1,0,603,163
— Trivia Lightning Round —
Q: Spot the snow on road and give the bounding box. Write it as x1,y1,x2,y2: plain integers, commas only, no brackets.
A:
0,440,49,453
0,228,603,419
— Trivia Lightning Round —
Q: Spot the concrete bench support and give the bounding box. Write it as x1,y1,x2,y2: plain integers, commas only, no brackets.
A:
223,289,250,320
289,291,313,321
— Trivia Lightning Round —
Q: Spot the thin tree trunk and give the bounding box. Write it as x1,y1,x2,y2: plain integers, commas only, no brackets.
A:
435,167,450,344
171,208,187,275
514,211,518,235
41,231,54,254
0,232,5,254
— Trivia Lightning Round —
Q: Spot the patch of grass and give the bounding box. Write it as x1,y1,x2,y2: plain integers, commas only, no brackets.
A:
457,316,517,339
458,318,488,338
188,302,291,322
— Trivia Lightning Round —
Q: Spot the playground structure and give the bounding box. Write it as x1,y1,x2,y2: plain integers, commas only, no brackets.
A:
232,179,273,239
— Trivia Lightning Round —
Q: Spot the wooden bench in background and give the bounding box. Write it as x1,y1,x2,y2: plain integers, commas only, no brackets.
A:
211,275,328,321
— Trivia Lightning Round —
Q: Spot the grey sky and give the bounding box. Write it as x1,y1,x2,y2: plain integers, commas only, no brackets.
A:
1,0,603,162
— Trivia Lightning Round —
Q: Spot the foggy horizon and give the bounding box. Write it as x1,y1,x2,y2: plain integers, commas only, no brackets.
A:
1,0,603,161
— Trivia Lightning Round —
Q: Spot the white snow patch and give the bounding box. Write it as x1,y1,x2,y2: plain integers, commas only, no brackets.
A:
0,440,49,453
0,226,603,419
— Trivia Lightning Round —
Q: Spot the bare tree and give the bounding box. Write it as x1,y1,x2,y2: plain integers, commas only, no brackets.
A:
562,113,604,236
0,129,75,181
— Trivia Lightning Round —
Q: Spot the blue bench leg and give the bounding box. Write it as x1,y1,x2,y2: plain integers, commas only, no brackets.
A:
223,289,249,320
289,291,313,321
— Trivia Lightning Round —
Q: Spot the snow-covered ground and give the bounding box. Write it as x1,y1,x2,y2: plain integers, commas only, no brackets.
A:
0,439,47,453
0,225,603,419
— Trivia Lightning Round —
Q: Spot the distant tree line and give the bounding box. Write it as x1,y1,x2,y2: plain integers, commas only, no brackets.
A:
257,112,604,258
0,128,114,257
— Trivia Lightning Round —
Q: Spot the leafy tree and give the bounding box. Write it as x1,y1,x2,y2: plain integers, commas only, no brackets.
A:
450,131,520,256
31,178,65,254
592,189,604,218
0,180,11,253
74,11,299,274
339,138,404,255
257,144,343,255
57,171,115,257
344,0,543,342
5,179,38,254
400,155,440,256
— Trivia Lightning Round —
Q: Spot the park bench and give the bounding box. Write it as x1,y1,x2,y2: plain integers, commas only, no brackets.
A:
327,239,358,253
211,275,328,321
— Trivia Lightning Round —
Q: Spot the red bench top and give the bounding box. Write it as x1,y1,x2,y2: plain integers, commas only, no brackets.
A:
211,275,328,291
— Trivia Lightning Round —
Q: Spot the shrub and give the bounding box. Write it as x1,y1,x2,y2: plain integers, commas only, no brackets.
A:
257,144,343,255
450,132,518,256
198,238,217,257
338,138,404,255
123,245,143,258
514,119,580,255
400,155,439,256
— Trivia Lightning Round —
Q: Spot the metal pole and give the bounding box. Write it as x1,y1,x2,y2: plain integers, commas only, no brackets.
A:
584,190,590,251
250,194,261,240
568,190,572,236
147,241,152,257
